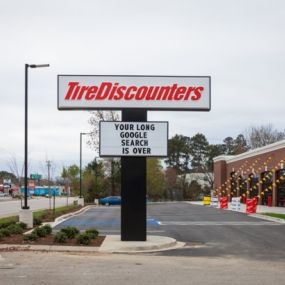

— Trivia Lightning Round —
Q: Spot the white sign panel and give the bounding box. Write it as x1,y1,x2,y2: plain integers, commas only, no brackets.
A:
229,197,241,212
58,75,211,111
100,122,168,157
210,196,219,208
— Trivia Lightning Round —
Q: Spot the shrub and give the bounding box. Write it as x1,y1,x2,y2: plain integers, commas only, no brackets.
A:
0,232,4,240
0,216,18,229
60,227,79,239
76,233,91,245
23,232,39,242
54,232,68,243
18,222,27,229
33,227,47,238
0,228,11,237
6,224,24,235
42,224,52,235
33,217,43,226
85,228,99,239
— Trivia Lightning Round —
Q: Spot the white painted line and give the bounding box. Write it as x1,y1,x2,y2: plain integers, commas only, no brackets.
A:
160,221,280,226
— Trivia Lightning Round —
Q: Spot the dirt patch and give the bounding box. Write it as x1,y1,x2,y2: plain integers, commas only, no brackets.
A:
0,234,105,247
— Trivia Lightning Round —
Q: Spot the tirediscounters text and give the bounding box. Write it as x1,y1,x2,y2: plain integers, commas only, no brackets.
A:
58,75,211,110
100,122,168,157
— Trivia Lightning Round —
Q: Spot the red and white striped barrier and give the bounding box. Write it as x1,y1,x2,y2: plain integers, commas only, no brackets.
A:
220,197,228,209
246,198,257,214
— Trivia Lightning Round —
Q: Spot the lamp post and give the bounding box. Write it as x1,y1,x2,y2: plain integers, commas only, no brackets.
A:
79,132,91,198
23,63,49,209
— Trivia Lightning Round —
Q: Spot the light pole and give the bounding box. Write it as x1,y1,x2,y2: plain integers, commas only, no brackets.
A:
23,63,49,209
79,132,91,198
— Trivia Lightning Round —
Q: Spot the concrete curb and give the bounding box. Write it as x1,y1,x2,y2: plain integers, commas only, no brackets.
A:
99,235,184,253
249,214,285,224
0,235,184,254
51,205,96,227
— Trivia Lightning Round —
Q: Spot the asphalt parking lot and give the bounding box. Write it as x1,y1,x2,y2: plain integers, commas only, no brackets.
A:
54,202,285,260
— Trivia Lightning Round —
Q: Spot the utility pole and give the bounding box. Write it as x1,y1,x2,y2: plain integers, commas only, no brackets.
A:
47,160,51,210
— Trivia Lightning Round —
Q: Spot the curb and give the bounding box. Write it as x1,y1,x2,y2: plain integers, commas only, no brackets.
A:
51,205,96,227
249,214,285,224
98,235,184,253
0,236,184,254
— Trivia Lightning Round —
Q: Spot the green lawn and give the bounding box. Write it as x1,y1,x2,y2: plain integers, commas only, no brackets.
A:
0,204,81,228
262,213,285,220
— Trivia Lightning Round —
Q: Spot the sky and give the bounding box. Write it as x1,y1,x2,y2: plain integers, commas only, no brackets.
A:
0,0,285,179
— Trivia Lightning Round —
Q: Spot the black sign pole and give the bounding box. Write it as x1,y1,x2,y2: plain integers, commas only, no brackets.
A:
121,109,147,241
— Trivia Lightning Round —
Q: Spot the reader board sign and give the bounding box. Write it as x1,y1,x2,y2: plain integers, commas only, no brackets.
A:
58,75,211,111
100,121,168,157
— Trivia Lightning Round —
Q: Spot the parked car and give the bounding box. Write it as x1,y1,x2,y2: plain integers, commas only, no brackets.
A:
99,196,121,206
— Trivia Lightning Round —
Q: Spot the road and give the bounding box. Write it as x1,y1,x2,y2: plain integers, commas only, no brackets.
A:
0,196,76,217
55,202,285,260
1,202,285,285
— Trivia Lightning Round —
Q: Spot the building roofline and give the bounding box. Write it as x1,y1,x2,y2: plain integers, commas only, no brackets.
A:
213,139,285,164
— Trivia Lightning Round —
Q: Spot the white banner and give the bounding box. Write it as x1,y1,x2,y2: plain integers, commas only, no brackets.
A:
100,121,168,157
58,75,211,111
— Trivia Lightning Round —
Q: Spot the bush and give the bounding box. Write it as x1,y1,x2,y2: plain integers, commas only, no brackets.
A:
0,228,11,237
33,227,47,238
85,228,99,239
60,227,79,239
23,232,39,242
76,233,91,245
0,232,4,240
6,224,24,235
42,224,52,235
33,217,43,226
54,232,68,243
18,222,27,229
0,216,18,229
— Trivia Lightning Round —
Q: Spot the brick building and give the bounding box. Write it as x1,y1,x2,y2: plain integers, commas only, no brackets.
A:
213,140,285,207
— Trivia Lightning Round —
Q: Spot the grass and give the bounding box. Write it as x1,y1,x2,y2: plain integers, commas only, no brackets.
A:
0,204,81,228
262,213,285,220
0,216,19,229
33,205,82,222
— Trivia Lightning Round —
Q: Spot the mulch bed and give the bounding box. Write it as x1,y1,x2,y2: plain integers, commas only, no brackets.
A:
0,234,105,247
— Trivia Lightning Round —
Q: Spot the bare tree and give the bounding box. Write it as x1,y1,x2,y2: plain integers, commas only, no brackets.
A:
87,111,120,152
7,154,24,186
245,124,285,149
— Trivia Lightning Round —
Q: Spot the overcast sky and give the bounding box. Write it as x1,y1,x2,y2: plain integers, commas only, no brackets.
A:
0,0,284,178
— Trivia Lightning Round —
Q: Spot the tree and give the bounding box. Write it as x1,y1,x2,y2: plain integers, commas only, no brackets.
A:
83,159,107,202
190,133,209,172
147,158,166,200
245,124,285,149
184,180,202,200
61,165,79,195
87,111,121,195
165,135,191,174
223,137,235,155
232,134,249,154
223,134,249,155
0,171,17,184
165,167,178,200
87,111,120,152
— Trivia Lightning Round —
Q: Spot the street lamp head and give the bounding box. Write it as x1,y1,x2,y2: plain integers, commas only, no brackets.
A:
29,64,50,68
81,132,92,135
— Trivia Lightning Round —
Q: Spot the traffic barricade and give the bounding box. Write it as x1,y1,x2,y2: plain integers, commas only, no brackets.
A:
246,198,257,214
203,196,211,206
220,197,228,209
229,197,241,211
210,196,219,208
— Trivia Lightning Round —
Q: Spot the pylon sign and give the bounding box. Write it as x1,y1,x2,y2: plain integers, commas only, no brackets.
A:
57,74,211,242
58,75,211,111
